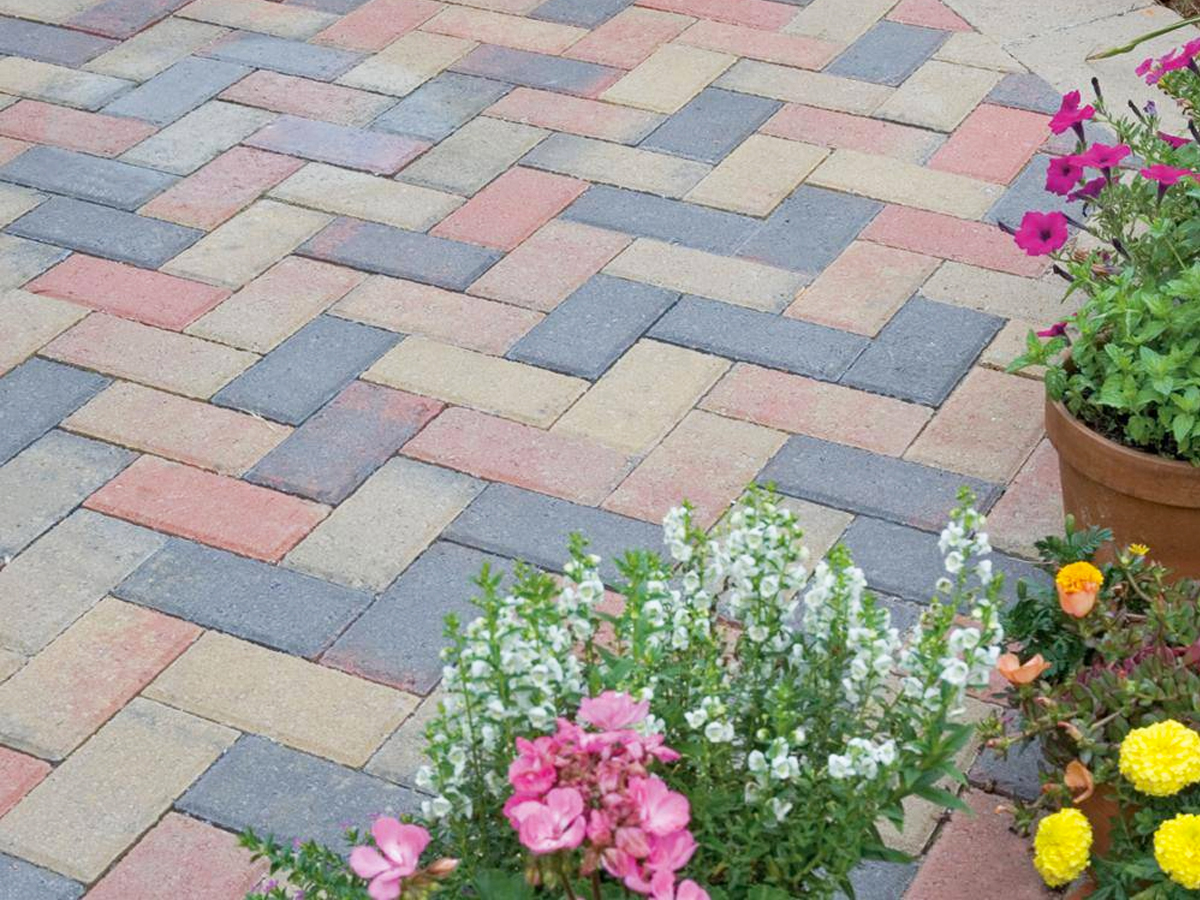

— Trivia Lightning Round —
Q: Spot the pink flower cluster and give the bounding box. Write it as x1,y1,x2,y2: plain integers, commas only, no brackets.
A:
1138,38,1200,84
504,692,709,900
349,819,457,900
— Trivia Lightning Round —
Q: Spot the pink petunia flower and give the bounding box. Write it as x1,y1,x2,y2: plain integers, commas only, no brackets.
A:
1013,211,1069,257
1045,156,1083,195
1078,142,1131,171
1037,322,1069,338
578,691,650,731
1067,176,1106,203
630,777,691,837
1158,130,1190,149
515,787,587,854
348,819,430,900
1049,90,1095,135
1140,163,1196,187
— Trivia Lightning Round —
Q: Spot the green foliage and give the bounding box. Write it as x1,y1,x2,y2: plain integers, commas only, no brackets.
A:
240,829,371,900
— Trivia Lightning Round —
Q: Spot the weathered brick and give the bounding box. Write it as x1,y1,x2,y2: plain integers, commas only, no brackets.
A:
0,698,236,884
163,199,332,289
737,185,882,275
452,44,621,98
929,104,1050,184
178,735,420,849
0,431,135,560
425,6,586,54
564,7,690,69
186,256,365,353
247,380,441,503
202,30,363,81
178,0,337,39
397,115,546,195
553,338,728,454
246,114,426,175
875,59,1000,131
285,454,482,590
212,315,397,425
702,363,932,456
365,335,586,425
446,482,663,584
0,17,115,66
715,60,892,115
432,166,586,249
120,100,276,176
638,0,795,28
0,291,86,376
281,165,458,233
468,218,630,311
8,197,203,269
372,72,509,141
786,240,938,336
84,455,329,563
83,17,228,82
762,103,943,164
147,631,414,766
0,182,42,228
63,381,290,476
687,134,826,216
0,852,82,899
679,20,838,72
842,296,1003,406
43,313,257,398
986,72,1062,115
602,44,733,114
783,0,894,42
0,57,131,111
337,30,472,96
116,538,372,657
485,87,663,145
314,0,442,52
523,133,708,199
0,597,199,760
66,0,192,40
532,0,630,27
935,32,1022,72
650,295,868,381
0,650,20,682
986,439,1064,559
0,748,50,818
0,99,156,157
0,234,68,289
0,509,164,656
333,274,542,354
219,70,392,127
405,406,631,504
27,254,228,330
326,544,506,694
0,357,107,466
827,21,946,86
605,409,784,528
85,813,267,900
102,56,249,126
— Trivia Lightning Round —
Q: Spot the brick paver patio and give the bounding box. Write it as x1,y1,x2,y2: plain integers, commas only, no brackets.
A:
0,0,1188,896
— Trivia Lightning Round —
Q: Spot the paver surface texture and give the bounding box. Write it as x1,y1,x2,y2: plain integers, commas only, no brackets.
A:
0,0,1185,896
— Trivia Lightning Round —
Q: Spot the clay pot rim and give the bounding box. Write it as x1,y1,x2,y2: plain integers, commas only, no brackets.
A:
1045,396,1200,508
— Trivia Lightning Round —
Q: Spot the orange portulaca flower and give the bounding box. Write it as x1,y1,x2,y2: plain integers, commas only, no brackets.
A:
1055,562,1103,617
997,652,1051,685
1064,760,1095,803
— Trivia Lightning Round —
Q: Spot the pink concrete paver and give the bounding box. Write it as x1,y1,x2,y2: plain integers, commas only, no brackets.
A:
636,0,797,30
431,167,588,251
929,104,1051,184
564,7,691,68
887,0,973,32
486,88,666,143
0,747,50,818
313,0,442,50
0,100,157,157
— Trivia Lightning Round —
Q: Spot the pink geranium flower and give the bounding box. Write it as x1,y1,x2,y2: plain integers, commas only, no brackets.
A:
514,787,587,854
1158,130,1190,149
1013,211,1069,257
1078,142,1131,171
508,735,558,795
630,777,691,837
1049,90,1095,135
1140,163,1195,187
650,872,711,900
1045,156,1083,195
348,819,430,900
647,829,697,874
578,691,650,731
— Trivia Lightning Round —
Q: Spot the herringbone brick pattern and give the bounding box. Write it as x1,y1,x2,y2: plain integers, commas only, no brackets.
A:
0,0,1077,895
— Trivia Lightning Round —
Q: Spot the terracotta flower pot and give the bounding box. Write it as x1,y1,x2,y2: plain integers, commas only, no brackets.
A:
1066,786,1131,900
1045,397,1200,579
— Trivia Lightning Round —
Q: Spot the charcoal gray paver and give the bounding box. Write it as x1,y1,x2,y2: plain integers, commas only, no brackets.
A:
736,185,883,275
986,72,1063,115
100,57,250,126
370,73,510,142
246,114,426,175
826,21,947,87
212,315,399,426
508,274,679,379
176,735,421,850
201,31,365,82
841,296,1003,406
840,516,1047,605
0,358,109,467
562,185,760,255
0,145,177,211
299,217,502,291
67,0,191,41
530,0,632,27
0,17,115,67
445,482,663,585
648,296,868,382
6,197,203,269
985,153,1084,225
760,434,1002,532
246,380,441,504
640,88,781,164
0,853,83,900
970,735,1046,802
450,45,621,98
324,541,514,695
837,861,920,900
114,538,373,658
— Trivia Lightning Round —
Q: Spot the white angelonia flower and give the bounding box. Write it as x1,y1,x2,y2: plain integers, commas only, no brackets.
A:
705,721,735,743
748,750,768,774
828,754,854,779
939,658,969,688
772,798,793,822
944,551,964,575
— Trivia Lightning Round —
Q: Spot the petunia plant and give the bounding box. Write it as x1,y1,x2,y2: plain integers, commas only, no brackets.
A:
1006,50,1200,465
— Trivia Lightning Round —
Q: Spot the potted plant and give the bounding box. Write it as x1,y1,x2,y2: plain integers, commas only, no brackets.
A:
242,488,1006,899
1007,45,1200,576
981,523,1200,897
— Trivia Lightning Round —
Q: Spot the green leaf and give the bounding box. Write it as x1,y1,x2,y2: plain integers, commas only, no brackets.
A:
1173,413,1196,445
473,869,536,900
913,784,970,813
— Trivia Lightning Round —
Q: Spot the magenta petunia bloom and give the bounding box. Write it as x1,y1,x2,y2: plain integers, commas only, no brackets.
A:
1049,90,1095,135
1137,57,1154,77
1158,130,1190,149
1013,211,1069,256
1037,322,1069,338
1140,163,1196,187
1045,156,1084,195
1068,176,1106,202
1078,142,1131,171
348,819,430,900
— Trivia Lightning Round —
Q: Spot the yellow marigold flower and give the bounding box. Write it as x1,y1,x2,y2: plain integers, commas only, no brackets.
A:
1055,561,1103,593
1118,720,1200,797
1130,543,1150,556
1034,808,1093,888
1155,814,1200,890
